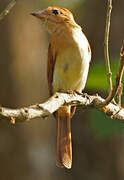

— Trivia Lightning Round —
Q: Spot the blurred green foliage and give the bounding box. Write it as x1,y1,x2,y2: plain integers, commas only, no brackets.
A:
89,109,124,138
86,58,124,90
87,58,124,138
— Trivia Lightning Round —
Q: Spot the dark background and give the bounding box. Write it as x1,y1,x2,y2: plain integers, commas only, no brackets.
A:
0,0,124,179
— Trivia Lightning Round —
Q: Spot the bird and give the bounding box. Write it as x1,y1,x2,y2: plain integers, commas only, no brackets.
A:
31,6,91,169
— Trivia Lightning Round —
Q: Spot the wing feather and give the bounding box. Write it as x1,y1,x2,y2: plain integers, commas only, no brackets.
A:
47,43,56,95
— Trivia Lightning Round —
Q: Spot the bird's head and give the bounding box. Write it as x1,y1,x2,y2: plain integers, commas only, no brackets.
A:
31,6,78,34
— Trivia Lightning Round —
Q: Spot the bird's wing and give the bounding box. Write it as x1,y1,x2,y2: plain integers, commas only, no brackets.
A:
47,43,56,95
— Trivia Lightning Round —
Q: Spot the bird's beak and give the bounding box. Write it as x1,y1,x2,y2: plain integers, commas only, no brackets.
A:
31,11,46,20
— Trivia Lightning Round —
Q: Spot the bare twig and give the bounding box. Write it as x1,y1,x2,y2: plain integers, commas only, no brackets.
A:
104,0,113,92
100,41,124,107
117,43,124,106
0,0,17,21
0,92,124,124
117,83,123,106
102,0,124,107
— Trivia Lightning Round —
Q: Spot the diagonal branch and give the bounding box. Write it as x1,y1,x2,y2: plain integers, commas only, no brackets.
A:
0,0,17,21
0,92,124,124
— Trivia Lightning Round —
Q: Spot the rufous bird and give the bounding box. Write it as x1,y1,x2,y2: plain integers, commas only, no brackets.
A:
31,6,91,169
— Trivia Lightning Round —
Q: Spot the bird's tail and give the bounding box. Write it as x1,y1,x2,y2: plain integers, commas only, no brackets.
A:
56,106,72,169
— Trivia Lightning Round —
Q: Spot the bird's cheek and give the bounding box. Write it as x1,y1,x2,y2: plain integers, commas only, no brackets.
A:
45,22,56,34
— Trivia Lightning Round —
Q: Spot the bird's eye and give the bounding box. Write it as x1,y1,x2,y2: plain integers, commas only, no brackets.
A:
52,9,60,15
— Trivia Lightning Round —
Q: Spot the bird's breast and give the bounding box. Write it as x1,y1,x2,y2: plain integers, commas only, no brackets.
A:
52,29,91,93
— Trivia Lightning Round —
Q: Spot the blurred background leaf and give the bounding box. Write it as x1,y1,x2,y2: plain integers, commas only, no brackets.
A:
86,59,123,90
89,109,124,138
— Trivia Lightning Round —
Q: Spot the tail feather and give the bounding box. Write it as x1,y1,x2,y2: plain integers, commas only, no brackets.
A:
56,106,72,169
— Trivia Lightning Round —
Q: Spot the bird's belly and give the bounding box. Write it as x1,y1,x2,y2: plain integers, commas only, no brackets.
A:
52,52,89,93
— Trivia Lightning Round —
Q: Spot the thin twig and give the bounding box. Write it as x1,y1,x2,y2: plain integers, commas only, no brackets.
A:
0,0,17,21
104,0,113,92
100,41,124,107
117,82,123,106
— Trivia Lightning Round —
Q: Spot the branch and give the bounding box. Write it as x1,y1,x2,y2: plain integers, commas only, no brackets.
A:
101,0,124,107
104,0,113,92
0,92,124,124
100,41,124,107
0,0,17,21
